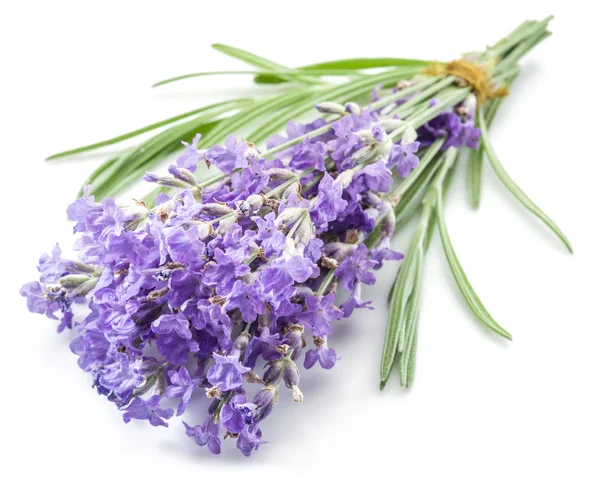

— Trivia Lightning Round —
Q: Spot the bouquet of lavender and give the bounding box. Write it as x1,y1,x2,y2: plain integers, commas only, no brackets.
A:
22,17,569,456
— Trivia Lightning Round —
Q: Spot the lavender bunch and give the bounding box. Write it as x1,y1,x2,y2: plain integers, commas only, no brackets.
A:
22,17,569,455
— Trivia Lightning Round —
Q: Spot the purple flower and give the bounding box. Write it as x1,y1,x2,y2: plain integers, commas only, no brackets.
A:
341,283,374,318
289,139,327,172
327,115,363,166
156,333,200,365
224,280,266,324
244,329,286,368
370,236,404,269
20,281,59,318
183,417,221,454
237,425,265,457
99,353,145,401
37,244,67,283
418,110,462,149
152,313,192,339
458,124,481,149
123,395,174,427
310,173,348,225
299,293,343,337
253,213,286,258
202,248,250,295
164,226,206,264
205,134,248,174
177,134,202,171
220,393,256,434
165,366,201,416
389,141,420,178
334,244,377,291
231,159,270,196
207,353,250,391
304,343,339,370
357,159,393,192
261,256,317,304
69,330,112,371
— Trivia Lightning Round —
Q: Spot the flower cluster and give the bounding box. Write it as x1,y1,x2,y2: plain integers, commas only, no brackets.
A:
21,83,480,456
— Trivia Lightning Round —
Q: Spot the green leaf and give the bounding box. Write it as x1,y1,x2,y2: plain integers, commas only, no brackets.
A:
477,110,573,253
46,99,249,161
399,248,423,388
380,199,434,386
435,192,512,340
380,246,419,384
152,69,364,88
467,145,483,208
211,43,321,85
255,57,430,84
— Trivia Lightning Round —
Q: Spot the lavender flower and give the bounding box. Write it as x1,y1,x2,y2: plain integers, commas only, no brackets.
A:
21,69,490,457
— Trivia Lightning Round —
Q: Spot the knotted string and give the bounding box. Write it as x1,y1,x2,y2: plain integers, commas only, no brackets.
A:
423,59,508,105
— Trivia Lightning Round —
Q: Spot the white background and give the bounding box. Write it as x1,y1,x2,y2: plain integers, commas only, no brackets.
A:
1,1,599,484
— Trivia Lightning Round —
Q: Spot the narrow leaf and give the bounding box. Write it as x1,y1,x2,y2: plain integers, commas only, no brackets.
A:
467,145,483,208
152,69,363,88
399,248,423,387
211,43,320,85
477,110,573,253
436,193,512,340
255,57,430,84
46,99,249,161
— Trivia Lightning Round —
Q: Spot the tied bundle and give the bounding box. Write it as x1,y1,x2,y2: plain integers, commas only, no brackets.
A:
22,17,570,456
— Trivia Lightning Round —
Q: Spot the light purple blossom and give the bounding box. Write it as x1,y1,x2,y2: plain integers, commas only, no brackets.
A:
299,293,343,337
207,353,250,391
165,366,201,416
205,134,248,173
123,395,174,427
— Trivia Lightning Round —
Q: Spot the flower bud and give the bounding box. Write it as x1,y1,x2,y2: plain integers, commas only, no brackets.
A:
266,168,296,181
293,217,314,246
190,220,213,240
345,102,360,115
200,203,234,217
323,242,355,261
315,101,346,115
215,216,238,235
253,385,279,422
283,360,300,388
231,331,250,359
118,199,150,223
379,202,396,237
282,181,301,200
357,129,376,143
59,274,91,289
275,207,306,229
336,169,355,189
263,360,284,385
143,172,187,189
284,325,305,352
401,125,418,144
246,194,265,212
72,277,99,297
168,165,198,186
380,118,405,132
